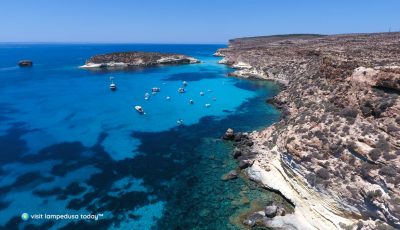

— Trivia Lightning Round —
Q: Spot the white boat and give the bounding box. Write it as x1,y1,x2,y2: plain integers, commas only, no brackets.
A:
189,99,194,104
205,103,211,108
183,81,188,87
152,87,160,93
109,77,117,91
144,93,150,100
166,96,171,100
135,106,144,113
80,63,106,69
177,119,184,125
200,91,205,96
178,88,185,93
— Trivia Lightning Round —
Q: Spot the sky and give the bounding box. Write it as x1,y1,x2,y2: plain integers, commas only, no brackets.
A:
1,0,400,43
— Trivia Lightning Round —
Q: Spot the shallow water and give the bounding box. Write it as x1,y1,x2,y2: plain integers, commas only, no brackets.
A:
0,44,281,229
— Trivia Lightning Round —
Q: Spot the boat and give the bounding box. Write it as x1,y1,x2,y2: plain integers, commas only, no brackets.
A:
135,106,144,113
178,88,185,93
189,99,194,104
166,96,171,100
205,103,211,108
152,87,160,93
80,63,106,69
109,77,117,91
200,91,205,96
183,81,188,87
144,92,150,100
177,119,184,125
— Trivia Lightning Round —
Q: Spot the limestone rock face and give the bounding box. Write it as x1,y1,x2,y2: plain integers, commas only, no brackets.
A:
219,33,400,229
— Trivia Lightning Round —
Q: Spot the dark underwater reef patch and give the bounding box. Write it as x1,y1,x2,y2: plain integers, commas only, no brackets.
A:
234,80,283,93
0,200,10,211
0,103,19,124
0,123,29,164
234,81,264,91
0,82,281,229
163,71,222,81
0,123,191,229
0,129,148,229
33,182,86,200
129,93,281,228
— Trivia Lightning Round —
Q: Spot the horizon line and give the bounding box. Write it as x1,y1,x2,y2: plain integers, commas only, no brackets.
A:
0,41,228,45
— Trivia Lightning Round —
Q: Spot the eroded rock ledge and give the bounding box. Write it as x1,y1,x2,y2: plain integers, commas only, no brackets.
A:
218,33,400,230
81,51,199,69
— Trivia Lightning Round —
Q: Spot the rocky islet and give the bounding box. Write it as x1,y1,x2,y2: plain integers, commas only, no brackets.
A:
81,51,200,69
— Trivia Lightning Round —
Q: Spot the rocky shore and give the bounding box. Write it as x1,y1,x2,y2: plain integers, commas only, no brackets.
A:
80,51,199,69
219,33,400,229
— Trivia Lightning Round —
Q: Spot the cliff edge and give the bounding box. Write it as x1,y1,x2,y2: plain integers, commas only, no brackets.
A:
218,33,400,230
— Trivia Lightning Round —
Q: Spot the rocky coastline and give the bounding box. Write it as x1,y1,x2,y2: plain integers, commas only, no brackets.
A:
219,33,400,229
80,51,199,69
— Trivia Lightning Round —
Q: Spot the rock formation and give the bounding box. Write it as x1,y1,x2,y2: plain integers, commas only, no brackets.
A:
80,51,199,69
18,60,33,67
218,33,400,229
221,170,238,181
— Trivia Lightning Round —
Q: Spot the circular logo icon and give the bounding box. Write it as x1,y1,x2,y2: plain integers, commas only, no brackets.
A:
21,213,29,221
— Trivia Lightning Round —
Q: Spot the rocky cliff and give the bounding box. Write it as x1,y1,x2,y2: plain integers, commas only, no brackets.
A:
218,33,400,230
81,51,199,69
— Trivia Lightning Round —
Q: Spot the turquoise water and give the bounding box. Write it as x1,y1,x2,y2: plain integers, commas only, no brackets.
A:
0,44,281,229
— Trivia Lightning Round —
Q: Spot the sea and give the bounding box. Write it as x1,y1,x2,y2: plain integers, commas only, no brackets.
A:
0,44,283,230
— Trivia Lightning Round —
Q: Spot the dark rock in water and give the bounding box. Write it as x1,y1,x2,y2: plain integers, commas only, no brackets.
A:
18,60,33,67
243,212,264,227
222,128,235,140
264,205,278,218
232,148,242,159
239,160,253,169
233,132,242,142
276,207,286,216
221,170,238,181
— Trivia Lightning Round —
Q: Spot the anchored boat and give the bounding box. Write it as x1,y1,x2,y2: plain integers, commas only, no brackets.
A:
152,87,160,93
109,77,117,91
135,106,144,113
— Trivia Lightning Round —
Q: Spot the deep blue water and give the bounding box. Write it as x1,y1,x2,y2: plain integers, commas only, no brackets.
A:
0,44,281,229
